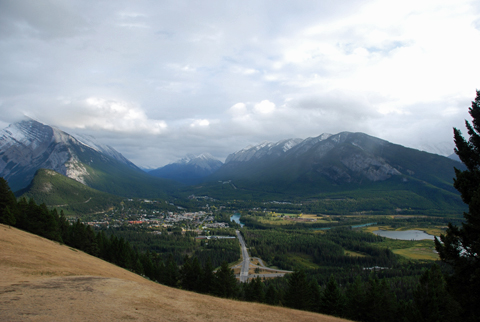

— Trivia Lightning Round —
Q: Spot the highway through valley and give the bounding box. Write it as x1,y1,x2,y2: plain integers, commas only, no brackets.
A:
235,230,250,282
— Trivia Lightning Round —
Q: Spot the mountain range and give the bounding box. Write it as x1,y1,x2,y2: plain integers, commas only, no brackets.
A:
0,119,467,213
215,131,460,188
198,132,465,213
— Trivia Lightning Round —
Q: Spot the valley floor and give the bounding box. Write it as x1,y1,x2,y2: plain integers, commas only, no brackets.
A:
0,224,350,322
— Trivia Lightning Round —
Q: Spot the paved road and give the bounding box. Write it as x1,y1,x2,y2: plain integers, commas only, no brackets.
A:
252,257,267,268
249,273,287,279
250,263,292,273
236,230,250,282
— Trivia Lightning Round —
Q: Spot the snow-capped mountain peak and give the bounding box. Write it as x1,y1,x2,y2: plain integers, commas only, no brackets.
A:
0,119,139,191
225,138,303,163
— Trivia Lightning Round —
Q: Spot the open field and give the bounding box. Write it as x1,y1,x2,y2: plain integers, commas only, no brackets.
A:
392,247,439,261
344,250,367,257
0,224,350,322
299,214,320,219
257,218,296,225
258,214,335,225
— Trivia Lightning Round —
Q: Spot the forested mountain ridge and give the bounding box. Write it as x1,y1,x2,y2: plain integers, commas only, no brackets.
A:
205,132,465,207
17,168,122,216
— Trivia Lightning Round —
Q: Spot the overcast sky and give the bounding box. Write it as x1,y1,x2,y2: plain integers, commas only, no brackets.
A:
1,0,479,168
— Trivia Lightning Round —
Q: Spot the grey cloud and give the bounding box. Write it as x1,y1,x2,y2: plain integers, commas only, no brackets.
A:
0,0,479,167
0,0,89,39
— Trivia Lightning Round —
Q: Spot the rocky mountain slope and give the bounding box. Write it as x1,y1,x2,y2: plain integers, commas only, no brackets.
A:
216,132,460,185
149,153,223,184
0,119,176,197
206,132,465,209
0,224,348,322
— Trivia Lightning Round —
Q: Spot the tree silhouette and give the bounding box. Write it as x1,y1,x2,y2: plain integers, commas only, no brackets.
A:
435,90,480,321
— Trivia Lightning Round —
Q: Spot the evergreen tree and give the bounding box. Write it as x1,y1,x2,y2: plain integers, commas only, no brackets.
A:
200,258,215,294
345,276,366,321
140,251,156,281
435,90,480,321
213,261,238,298
190,256,203,293
320,274,345,317
377,279,397,322
132,255,144,276
1,206,16,226
0,177,17,226
244,276,265,303
180,255,193,290
410,264,460,322
284,270,312,311
15,197,28,230
364,275,397,322
180,255,202,291
57,210,70,243
163,254,180,287
308,278,321,313
264,284,278,305
364,275,383,322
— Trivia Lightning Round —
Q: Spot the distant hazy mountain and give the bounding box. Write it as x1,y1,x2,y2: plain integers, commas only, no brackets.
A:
149,153,223,184
415,142,455,157
207,132,465,208
448,153,461,162
0,119,176,197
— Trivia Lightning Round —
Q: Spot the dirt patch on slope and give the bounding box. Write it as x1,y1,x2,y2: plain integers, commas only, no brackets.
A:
0,224,350,322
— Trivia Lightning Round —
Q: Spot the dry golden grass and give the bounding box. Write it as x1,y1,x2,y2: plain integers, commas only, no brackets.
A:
300,214,319,219
0,224,351,322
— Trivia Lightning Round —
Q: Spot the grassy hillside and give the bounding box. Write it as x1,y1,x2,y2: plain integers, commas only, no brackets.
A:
17,169,122,216
0,224,350,322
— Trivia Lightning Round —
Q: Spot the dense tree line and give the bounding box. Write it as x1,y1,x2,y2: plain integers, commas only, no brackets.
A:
235,265,458,322
242,228,398,271
102,226,240,268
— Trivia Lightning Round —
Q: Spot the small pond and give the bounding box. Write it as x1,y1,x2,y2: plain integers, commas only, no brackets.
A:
230,213,245,227
373,230,435,240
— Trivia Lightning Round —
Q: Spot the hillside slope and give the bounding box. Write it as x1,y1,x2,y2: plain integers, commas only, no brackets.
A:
0,224,349,322
17,169,122,216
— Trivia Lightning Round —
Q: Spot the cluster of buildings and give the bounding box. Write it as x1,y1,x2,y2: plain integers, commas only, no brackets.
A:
81,207,232,232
